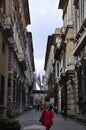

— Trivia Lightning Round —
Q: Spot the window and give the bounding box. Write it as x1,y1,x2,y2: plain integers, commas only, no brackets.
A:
2,42,5,53
84,0,86,19
55,61,60,79
2,0,6,14
79,0,84,26
63,49,66,67
81,0,84,23
0,75,5,105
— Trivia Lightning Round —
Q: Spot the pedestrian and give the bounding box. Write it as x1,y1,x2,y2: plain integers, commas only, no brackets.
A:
37,104,40,111
63,106,67,120
42,103,54,130
53,105,58,113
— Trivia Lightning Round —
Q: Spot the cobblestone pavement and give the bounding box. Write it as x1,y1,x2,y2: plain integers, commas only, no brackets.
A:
15,109,86,130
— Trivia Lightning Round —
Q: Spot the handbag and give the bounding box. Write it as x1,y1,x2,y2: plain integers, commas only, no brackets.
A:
39,114,44,123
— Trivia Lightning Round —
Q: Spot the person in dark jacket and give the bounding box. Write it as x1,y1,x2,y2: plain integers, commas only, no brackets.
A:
63,106,67,119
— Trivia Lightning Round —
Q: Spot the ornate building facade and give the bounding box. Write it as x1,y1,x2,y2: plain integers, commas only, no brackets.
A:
44,35,55,102
56,0,76,115
0,0,35,116
73,0,86,115
0,3,9,114
54,28,62,112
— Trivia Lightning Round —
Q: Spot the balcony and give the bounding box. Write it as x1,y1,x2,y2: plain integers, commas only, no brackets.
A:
3,15,13,37
54,42,61,59
60,67,65,77
75,60,82,70
65,63,75,76
75,53,86,71
13,41,27,71
65,63,75,71
55,77,60,84
18,53,27,71
61,27,66,39
73,18,86,56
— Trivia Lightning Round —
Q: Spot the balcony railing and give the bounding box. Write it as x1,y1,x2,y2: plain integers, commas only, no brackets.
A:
3,15,13,37
18,53,27,71
65,63,75,72
54,42,61,59
60,67,65,76
73,18,86,56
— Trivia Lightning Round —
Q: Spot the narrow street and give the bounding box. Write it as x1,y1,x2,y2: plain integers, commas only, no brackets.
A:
15,109,85,130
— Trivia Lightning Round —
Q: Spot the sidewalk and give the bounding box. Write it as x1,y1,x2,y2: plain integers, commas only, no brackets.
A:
76,115,86,124
67,114,86,125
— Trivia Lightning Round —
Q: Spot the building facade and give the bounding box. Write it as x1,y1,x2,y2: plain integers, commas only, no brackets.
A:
44,35,55,102
54,28,62,112
73,0,86,115
58,0,76,115
0,0,35,116
25,32,35,108
0,5,9,114
44,0,86,116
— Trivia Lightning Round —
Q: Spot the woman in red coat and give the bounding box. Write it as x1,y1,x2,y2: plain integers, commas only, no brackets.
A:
42,104,54,130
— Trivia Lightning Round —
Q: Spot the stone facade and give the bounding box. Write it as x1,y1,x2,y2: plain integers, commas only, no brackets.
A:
53,0,86,116
73,0,86,115
0,1,9,114
0,12,9,114
54,28,62,112
0,0,35,116
57,0,76,115
44,35,55,102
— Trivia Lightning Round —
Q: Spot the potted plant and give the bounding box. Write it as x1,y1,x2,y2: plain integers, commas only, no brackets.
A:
0,114,21,130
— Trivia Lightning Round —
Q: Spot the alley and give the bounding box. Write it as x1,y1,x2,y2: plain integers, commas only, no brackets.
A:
15,109,85,130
